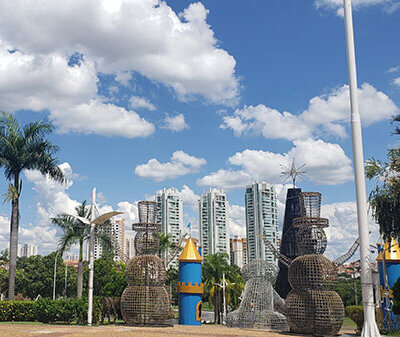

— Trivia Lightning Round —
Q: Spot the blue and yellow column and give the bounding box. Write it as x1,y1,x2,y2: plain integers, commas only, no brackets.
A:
377,238,400,330
178,238,203,325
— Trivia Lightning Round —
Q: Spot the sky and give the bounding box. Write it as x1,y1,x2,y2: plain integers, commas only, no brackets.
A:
0,0,399,259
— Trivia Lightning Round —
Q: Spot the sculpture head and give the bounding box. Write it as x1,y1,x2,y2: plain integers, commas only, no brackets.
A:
242,259,279,283
296,225,327,255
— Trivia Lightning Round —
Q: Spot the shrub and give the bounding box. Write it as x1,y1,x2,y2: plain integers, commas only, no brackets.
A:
0,301,36,321
346,305,364,334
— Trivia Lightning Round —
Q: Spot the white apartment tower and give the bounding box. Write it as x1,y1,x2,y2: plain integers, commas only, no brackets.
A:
124,235,136,261
245,182,278,263
199,189,229,258
156,188,183,266
17,244,38,258
93,218,125,261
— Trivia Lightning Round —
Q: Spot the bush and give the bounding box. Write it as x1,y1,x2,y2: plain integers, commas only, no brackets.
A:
346,305,364,334
346,306,383,335
35,298,101,324
0,301,36,321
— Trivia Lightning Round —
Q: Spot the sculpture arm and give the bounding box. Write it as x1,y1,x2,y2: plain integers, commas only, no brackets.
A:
333,237,360,267
273,289,286,315
258,234,292,267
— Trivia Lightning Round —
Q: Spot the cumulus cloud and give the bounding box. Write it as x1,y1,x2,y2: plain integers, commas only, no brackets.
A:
162,114,189,132
198,138,352,190
129,96,156,111
24,162,80,223
322,201,380,260
229,204,246,237
135,151,206,181
0,0,239,106
221,83,398,141
0,42,155,138
394,78,400,87
52,100,155,138
180,185,200,208
315,0,400,16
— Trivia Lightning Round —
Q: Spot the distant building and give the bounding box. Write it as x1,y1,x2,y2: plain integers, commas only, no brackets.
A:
199,189,229,258
245,182,278,263
156,188,183,267
17,244,38,258
93,218,125,261
230,236,247,268
124,235,136,261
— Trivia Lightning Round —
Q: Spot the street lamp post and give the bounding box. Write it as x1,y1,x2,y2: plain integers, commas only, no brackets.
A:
342,0,380,336
53,251,59,300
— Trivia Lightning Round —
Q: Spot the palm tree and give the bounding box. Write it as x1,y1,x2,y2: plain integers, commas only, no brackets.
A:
202,252,230,324
157,232,174,259
0,113,64,300
52,201,114,298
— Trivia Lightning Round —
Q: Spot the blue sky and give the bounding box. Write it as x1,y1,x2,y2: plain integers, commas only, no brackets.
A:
0,0,399,258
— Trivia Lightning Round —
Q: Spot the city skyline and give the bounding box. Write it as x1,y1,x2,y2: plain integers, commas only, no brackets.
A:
0,0,398,261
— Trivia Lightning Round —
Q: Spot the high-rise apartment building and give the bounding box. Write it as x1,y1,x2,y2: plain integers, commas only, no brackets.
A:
245,182,278,263
156,188,183,267
124,235,136,261
93,218,125,261
199,189,229,258
230,236,247,268
17,244,38,258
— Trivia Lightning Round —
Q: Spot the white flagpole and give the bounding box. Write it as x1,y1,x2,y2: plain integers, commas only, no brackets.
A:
87,187,96,326
342,1,380,336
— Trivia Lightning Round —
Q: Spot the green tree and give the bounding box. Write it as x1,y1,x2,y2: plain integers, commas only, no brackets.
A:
0,248,9,262
202,252,232,324
14,253,76,299
157,232,175,259
83,257,126,297
166,267,179,305
366,147,400,239
0,113,64,300
52,201,113,298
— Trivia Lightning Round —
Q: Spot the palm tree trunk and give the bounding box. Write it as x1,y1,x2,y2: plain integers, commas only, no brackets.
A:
8,197,19,300
77,240,84,299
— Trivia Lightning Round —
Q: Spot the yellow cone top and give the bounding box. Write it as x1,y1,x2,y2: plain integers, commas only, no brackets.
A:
377,238,400,262
179,238,202,262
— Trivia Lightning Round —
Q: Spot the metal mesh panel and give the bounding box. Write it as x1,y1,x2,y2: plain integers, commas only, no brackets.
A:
121,200,169,325
295,225,327,255
299,192,321,218
125,255,167,286
285,290,344,336
226,260,288,331
121,285,170,325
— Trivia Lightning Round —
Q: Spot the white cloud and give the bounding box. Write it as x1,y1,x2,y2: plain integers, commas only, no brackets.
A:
394,78,400,87
388,66,400,73
135,151,206,181
198,138,352,190
162,114,189,132
180,185,199,208
322,201,380,260
52,99,155,138
0,0,239,106
228,204,246,238
129,96,156,111
315,0,399,16
24,162,80,223
221,83,398,140
115,71,132,86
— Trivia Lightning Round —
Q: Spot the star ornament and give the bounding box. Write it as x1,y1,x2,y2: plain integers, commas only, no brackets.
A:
280,159,307,188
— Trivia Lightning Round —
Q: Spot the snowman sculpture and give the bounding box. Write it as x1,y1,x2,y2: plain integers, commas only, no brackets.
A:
120,201,170,325
262,192,359,335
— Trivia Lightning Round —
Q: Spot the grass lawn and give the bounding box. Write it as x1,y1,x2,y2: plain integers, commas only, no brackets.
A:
342,316,357,331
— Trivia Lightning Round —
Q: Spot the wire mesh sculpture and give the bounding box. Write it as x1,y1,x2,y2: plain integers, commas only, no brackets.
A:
121,201,170,325
261,192,360,335
226,259,288,331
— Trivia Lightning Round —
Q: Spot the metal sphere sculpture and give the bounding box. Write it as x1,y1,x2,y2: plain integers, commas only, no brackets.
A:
285,192,344,336
226,259,288,330
120,201,170,325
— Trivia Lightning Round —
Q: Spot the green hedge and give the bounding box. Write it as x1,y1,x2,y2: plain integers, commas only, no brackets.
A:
0,301,36,321
346,305,383,335
0,298,101,324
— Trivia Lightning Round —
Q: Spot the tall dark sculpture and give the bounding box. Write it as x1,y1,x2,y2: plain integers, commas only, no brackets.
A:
121,201,170,325
275,188,301,299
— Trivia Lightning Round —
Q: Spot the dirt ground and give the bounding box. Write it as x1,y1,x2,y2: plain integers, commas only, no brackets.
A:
0,323,356,337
